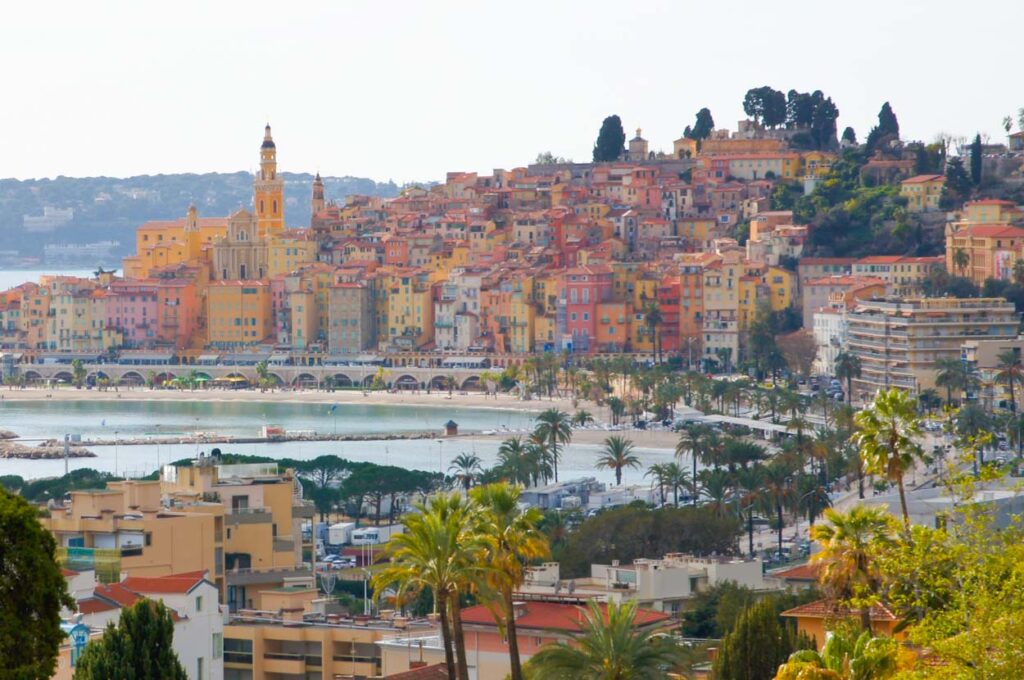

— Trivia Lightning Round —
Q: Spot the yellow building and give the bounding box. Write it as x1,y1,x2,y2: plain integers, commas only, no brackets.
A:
254,124,285,237
161,460,315,612
224,610,438,680
800,151,838,178
900,174,945,212
267,230,318,278
43,481,224,593
122,205,226,279
386,272,435,350
765,266,795,311
207,281,273,347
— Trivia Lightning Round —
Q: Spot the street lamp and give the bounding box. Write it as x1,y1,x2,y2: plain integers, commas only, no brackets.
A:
435,439,444,476
113,430,119,477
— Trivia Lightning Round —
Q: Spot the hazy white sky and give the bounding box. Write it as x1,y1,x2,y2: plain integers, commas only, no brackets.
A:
2,0,1019,183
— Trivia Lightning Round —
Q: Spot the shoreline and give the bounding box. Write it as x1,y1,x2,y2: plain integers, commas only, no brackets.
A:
0,386,580,413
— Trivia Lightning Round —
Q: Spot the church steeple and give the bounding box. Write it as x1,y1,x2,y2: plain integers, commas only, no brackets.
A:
254,123,284,237
311,172,325,216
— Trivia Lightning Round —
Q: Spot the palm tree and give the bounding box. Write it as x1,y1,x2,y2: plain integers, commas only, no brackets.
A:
697,468,733,518
448,453,483,491
644,464,670,505
572,409,594,428
71,358,87,388
643,302,663,365
952,247,970,277
734,464,764,556
676,424,709,505
777,627,898,679
995,349,1023,419
534,409,572,483
372,493,482,680
606,396,626,426
935,358,977,406
662,462,691,507
470,484,550,680
526,432,554,486
853,387,926,529
497,437,532,487
528,600,683,680
596,436,641,486
760,460,797,559
810,506,894,631
835,352,862,406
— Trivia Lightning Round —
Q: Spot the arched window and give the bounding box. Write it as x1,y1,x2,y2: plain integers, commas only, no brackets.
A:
260,200,265,214
272,200,278,214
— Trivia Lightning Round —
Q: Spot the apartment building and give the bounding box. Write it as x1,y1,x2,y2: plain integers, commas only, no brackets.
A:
327,282,376,355
45,457,314,610
846,297,1019,399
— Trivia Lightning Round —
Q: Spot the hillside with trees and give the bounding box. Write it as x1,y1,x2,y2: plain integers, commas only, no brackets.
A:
0,172,402,262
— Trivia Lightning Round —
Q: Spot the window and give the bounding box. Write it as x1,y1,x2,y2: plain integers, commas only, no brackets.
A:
212,633,223,659
197,657,204,680
195,596,203,612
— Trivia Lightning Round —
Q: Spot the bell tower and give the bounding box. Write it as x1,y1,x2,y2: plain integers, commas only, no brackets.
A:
254,124,285,237
311,172,325,216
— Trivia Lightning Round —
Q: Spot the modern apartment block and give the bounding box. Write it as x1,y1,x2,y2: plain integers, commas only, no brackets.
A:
846,297,1020,399
44,456,315,610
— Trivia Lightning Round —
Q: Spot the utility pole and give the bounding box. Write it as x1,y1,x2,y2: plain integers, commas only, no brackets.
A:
64,434,70,476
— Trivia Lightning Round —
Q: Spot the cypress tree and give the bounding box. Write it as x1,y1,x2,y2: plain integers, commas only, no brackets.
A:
712,599,800,680
592,115,626,162
970,134,983,185
74,598,188,679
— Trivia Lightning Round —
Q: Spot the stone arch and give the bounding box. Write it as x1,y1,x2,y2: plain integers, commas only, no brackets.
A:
394,374,419,390
461,375,482,390
52,371,74,384
119,371,145,386
293,373,318,388
86,370,109,386
154,372,176,385
22,370,43,384
332,374,353,388
266,373,285,386
429,375,451,391
361,375,375,387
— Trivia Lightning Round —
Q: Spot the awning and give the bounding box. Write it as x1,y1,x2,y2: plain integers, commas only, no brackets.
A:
196,354,221,363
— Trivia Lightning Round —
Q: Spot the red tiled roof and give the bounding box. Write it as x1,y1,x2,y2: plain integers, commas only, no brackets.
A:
76,598,120,615
461,601,671,633
121,573,206,595
772,562,821,581
957,224,1024,238
799,258,856,265
385,664,450,680
61,568,80,577
901,174,945,184
93,583,142,608
781,598,896,622
805,276,886,288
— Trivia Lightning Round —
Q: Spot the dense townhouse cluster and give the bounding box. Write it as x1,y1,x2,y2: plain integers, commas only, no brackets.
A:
3,121,1024,380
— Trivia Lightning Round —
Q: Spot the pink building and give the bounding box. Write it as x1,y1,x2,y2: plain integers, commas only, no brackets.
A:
563,264,613,354
106,280,160,348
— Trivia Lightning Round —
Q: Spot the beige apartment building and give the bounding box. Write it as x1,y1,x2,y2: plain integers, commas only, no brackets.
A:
846,297,1019,400
224,605,439,680
44,457,314,609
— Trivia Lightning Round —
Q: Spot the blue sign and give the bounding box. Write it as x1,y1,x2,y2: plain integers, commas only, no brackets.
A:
68,624,89,666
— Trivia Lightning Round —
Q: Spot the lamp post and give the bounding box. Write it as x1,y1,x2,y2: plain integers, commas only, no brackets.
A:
113,430,119,477
435,439,444,476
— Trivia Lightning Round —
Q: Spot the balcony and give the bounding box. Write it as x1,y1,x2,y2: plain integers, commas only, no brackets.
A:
292,503,315,519
273,537,296,553
263,653,305,675
226,507,273,525
225,564,313,587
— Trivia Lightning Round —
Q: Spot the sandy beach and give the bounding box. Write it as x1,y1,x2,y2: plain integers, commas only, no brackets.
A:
0,385,579,413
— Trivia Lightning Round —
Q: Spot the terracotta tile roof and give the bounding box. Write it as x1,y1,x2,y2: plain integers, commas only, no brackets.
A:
120,573,206,595
61,568,80,577
781,598,896,622
76,598,121,615
798,258,856,266
461,601,671,633
385,664,450,680
805,276,886,288
93,583,141,608
901,174,945,184
957,224,1024,238
772,562,821,581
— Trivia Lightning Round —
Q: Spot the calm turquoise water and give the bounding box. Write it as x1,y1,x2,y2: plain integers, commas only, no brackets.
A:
0,399,676,482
